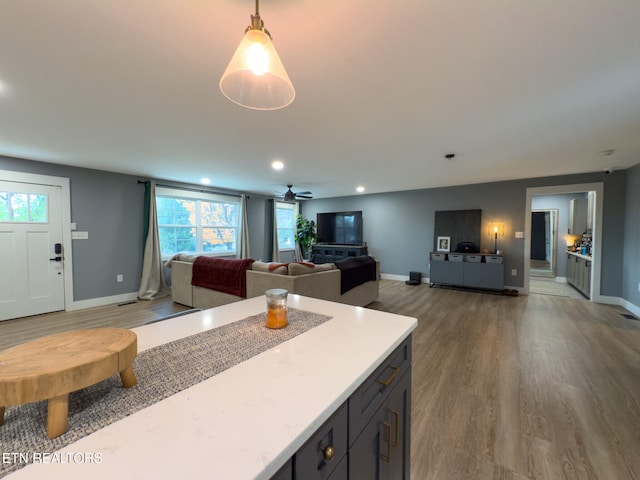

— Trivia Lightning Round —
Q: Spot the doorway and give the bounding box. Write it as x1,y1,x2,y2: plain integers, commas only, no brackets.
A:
524,183,603,302
0,171,73,321
530,209,557,277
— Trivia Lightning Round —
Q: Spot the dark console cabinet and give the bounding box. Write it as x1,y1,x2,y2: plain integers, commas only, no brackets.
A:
429,253,504,291
312,245,368,264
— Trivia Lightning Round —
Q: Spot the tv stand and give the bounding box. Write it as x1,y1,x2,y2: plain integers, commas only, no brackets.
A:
312,244,368,264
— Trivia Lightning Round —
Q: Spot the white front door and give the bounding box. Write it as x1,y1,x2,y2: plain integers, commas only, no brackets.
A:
0,181,65,321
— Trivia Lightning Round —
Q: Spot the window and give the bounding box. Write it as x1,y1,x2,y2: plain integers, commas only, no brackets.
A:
0,191,48,223
156,187,241,258
276,201,298,251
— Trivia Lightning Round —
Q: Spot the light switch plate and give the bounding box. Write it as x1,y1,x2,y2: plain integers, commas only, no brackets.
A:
71,231,89,240
515,231,525,238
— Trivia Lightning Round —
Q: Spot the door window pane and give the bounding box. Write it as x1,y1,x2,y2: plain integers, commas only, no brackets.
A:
0,191,48,223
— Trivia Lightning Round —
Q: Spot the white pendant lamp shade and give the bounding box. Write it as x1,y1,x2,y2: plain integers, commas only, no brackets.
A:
220,29,295,110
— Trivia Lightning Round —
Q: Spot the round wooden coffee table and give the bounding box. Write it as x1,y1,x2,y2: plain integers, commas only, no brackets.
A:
0,328,137,438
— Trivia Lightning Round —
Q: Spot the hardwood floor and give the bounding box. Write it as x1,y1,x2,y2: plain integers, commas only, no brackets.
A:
1,282,639,479
367,281,640,480
0,298,190,351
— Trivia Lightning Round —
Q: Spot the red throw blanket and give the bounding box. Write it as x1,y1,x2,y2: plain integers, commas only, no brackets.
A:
191,257,255,298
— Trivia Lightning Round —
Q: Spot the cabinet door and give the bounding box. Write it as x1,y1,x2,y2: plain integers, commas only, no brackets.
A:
348,370,411,480
582,259,591,297
429,261,463,286
271,459,292,480
295,402,348,480
386,370,411,480
463,263,504,290
577,257,585,293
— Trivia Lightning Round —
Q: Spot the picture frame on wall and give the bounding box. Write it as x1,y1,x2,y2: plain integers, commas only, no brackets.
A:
437,236,451,252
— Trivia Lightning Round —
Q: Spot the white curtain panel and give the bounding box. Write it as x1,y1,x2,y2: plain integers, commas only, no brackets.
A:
271,199,280,262
138,181,170,299
237,194,251,259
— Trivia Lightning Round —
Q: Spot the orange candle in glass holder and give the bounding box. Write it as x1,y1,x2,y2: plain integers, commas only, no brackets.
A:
265,289,288,329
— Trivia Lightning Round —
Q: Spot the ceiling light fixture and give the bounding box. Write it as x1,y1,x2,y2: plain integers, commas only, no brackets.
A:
356,186,365,193
219,0,295,110
271,160,284,170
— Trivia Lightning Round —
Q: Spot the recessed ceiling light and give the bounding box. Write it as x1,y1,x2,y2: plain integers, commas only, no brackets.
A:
272,160,284,170
356,186,365,193
201,178,211,185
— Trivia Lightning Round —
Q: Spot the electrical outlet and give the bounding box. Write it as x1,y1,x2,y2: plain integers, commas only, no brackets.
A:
511,269,517,276
117,274,124,283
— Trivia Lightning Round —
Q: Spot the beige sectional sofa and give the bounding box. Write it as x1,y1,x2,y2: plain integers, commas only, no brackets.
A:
169,258,379,310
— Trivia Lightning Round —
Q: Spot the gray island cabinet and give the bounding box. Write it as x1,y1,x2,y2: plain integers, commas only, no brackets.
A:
272,336,412,480
9,296,416,480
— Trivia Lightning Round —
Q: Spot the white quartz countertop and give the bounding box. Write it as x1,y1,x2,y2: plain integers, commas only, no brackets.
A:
567,250,592,261
7,295,417,480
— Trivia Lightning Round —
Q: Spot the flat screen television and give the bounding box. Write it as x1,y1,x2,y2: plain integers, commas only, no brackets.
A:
316,211,363,245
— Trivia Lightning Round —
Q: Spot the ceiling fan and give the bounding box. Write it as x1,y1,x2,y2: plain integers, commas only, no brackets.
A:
282,185,313,201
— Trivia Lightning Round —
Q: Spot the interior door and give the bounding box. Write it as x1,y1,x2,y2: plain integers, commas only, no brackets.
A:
0,181,65,321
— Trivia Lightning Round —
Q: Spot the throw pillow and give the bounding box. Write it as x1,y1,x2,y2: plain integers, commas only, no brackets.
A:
252,261,288,275
288,262,336,276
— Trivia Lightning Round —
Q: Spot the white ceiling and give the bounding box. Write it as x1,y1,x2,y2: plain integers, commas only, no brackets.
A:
1,1,639,199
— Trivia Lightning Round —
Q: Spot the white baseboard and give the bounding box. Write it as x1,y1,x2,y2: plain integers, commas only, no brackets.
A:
67,292,139,311
597,295,640,317
621,299,640,318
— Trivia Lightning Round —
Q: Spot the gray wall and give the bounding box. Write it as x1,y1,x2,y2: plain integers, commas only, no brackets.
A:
3,154,637,304
623,162,640,306
301,170,628,296
1,156,145,301
0,156,273,301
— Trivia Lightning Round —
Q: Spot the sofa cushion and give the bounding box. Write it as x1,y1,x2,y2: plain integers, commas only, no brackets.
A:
288,262,336,276
252,261,288,275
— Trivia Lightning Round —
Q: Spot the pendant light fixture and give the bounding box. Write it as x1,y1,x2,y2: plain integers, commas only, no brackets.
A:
219,0,295,110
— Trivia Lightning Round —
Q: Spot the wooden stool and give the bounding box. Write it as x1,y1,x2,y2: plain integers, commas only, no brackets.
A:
0,328,137,438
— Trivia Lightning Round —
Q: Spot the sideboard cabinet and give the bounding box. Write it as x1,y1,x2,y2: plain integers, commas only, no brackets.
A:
429,253,504,291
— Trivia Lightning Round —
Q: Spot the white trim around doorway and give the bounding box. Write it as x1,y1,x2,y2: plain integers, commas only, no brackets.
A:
1,169,75,311
525,183,604,302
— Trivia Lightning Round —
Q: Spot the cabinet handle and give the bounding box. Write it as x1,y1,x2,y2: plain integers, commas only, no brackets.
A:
377,366,399,388
322,445,335,461
381,421,392,463
391,410,400,447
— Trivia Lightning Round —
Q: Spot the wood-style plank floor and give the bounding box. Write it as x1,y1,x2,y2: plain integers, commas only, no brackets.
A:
1,281,639,479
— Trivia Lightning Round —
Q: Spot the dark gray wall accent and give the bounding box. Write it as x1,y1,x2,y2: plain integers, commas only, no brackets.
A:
434,209,481,252
302,171,627,295
623,162,640,306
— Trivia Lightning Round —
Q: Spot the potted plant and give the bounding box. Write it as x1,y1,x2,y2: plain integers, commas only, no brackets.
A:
295,214,316,261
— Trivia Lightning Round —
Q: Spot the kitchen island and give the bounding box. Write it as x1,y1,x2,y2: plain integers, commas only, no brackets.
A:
6,295,417,480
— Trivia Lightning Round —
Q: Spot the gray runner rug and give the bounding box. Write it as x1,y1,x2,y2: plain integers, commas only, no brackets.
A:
0,308,332,477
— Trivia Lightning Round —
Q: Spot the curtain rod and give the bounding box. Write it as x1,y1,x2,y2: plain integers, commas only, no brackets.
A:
137,180,248,199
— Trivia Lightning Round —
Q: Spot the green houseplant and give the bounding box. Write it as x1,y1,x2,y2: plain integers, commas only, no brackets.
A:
295,214,316,261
